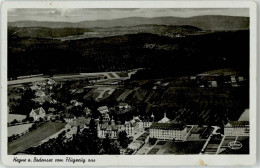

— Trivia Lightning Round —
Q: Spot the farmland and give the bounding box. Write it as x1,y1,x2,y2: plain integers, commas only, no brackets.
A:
8,123,33,137
8,114,26,123
8,122,65,155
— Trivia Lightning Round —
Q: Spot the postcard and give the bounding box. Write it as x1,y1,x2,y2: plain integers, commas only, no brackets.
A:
0,0,257,166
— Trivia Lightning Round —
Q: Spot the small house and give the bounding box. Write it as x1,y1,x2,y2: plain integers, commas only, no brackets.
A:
29,107,46,121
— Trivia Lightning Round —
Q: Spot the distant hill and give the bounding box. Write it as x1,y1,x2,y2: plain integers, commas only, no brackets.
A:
9,24,202,39
9,15,249,30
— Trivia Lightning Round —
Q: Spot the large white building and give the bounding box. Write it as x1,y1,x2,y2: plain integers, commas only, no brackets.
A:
224,121,249,136
149,113,187,141
97,123,124,139
149,123,187,141
97,116,124,139
97,115,148,139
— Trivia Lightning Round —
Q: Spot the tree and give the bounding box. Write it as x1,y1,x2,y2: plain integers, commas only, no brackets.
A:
70,106,84,117
118,131,128,148
110,141,120,154
11,119,18,125
89,118,96,132
39,117,44,123
102,134,111,153
29,123,37,131
55,115,60,121
17,88,35,115
42,101,51,112
149,138,157,145
28,117,34,122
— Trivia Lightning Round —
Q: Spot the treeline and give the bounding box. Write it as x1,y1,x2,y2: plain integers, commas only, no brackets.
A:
8,29,249,79
8,27,90,38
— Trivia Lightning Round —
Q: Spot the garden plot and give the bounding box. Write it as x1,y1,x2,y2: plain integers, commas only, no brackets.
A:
93,87,115,101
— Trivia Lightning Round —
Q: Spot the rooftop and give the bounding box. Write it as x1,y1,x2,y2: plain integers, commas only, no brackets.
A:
150,122,185,130
32,107,45,115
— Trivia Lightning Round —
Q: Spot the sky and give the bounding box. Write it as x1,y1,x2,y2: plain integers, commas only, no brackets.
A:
8,8,249,22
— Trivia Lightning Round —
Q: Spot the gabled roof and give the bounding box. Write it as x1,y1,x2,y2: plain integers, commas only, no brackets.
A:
32,107,45,115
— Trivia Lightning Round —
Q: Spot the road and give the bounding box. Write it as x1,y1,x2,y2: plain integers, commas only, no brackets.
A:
199,126,219,154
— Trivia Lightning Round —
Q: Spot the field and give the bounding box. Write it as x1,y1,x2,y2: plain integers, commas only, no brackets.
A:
8,122,65,155
116,90,133,101
8,123,33,137
147,140,205,155
8,114,26,123
8,77,47,85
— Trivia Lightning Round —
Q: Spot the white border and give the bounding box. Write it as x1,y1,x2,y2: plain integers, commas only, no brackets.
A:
0,1,257,166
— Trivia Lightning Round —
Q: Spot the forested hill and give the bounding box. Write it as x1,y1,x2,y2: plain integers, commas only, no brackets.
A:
9,15,249,30
8,30,249,79
8,25,202,39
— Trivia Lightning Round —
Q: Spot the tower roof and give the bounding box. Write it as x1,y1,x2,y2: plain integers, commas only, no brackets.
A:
158,112,170,123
